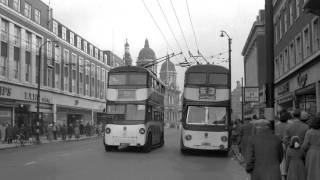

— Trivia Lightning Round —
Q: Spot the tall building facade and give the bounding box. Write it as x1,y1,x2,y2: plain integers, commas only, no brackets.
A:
242,10,266,118
0,0,122,131
159,57,181,127
273,0,320,116
136,39,157,74
231,81,243,120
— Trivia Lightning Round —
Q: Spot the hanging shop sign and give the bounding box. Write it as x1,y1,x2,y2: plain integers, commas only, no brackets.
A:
244,87,259,102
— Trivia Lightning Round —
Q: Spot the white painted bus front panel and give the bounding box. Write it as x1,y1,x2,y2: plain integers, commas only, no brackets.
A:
104,124,146,146
181,128,229,150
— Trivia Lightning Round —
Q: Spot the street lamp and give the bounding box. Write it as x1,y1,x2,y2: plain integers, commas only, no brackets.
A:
36,40,59,143
220,30,232,129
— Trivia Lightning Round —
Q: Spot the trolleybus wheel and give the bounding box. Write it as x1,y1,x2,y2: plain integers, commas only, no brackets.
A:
159,132,164,147
105,145,112,152
143,133,152,153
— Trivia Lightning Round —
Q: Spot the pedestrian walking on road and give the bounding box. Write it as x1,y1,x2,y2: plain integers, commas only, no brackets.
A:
5,123,14,144
302,115,320,180
67,123,73,139
47,124,54,141
239,118,254,159
74,123,80,141
284,109,309,146
61,124,67,141
0,123,6,143
275,110,291,180
286,136,306,180
245,120,283,180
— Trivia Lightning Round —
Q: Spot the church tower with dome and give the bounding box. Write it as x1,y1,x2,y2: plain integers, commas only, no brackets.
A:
123,39,132,66
137,39,157,74
160,56,181,128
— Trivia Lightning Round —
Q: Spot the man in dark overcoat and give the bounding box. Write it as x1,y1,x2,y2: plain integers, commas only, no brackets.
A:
284,109,309,146
245,120,283,180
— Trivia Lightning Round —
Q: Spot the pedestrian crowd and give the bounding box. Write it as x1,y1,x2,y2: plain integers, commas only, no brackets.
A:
232,109,320,180
0,121,104,145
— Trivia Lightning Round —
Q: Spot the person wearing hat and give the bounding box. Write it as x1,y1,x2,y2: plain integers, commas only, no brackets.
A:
238,118,255,159
300,111,311,125
284,109,309,146
275,109,292,180
245,119,283,180
302,116,320,180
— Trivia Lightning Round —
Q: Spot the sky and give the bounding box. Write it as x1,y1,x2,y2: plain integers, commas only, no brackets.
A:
45,0,265,90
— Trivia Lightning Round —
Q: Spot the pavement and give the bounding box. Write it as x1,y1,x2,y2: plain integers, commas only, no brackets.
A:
0,135,99,150
0,129,248,180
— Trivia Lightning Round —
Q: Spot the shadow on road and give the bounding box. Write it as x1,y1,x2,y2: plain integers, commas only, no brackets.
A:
180,149,230,158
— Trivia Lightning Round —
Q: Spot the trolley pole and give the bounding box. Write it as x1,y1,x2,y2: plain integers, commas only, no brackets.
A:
241,77,244,121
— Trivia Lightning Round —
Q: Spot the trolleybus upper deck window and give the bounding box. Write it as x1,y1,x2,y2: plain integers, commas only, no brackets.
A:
109,73,146,85
208,73,228,85
187,73,206,84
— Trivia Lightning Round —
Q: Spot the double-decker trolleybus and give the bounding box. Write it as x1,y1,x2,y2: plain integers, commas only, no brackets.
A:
104,66,165,152
180,64,231,154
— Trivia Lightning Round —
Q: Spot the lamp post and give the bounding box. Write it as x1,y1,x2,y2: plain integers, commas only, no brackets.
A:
36,40,58,143
220,30,232,135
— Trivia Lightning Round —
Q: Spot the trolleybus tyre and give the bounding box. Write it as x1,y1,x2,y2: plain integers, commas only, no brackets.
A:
180,139,187,154
159,132,164,147
104,144,112,152
143,133,152,153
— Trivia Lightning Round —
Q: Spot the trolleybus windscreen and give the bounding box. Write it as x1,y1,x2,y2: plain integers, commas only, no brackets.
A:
109,73,146,85
107,104,145,121
187,73,206,84
187,106,226,125
208,73,228,85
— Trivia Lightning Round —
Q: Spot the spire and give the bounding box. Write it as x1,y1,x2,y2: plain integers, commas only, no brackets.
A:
123,38,132,66
144,38,149,48
125,38,129,47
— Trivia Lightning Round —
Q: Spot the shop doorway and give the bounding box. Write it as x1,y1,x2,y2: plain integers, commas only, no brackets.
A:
67,114,83,126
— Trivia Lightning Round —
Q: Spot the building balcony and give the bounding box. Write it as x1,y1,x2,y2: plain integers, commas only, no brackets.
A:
304,0,320,16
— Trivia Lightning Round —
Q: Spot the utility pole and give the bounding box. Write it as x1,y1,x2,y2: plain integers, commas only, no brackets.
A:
265,0,275,121
241,77,244,121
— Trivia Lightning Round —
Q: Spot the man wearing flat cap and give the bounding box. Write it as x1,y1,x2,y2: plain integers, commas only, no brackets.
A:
284,109,309,146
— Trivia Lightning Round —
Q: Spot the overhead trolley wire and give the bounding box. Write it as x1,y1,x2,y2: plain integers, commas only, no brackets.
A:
169,0,190,52
142,0,173,53
156,0,183,54
185,0,199,51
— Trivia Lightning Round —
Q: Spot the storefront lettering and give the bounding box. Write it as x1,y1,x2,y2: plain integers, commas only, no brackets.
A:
24,92,51,103
0,86,12,97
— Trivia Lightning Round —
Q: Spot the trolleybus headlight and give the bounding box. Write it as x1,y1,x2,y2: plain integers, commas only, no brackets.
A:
139,128,146,134
219,145,225,150
221,136,228,142
185,134,192,141
105,128,111,134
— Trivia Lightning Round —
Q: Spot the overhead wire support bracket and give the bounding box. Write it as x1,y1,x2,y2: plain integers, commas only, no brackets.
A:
143,52,182,68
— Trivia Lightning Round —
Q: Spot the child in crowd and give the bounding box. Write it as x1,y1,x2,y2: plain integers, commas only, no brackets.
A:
286,136,306,180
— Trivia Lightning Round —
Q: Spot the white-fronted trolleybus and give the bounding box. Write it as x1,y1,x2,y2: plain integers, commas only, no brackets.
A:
180,64,231,154
104,66,165,152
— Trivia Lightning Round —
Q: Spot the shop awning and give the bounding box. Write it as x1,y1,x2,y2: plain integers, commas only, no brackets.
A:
295,83,316,96
304,0,320,16
277,93,294,105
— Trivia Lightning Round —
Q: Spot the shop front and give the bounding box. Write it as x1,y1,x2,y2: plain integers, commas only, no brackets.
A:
0,82,53,134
